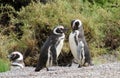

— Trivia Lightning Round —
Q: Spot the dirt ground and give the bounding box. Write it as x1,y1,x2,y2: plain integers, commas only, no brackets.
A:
0,61,120,78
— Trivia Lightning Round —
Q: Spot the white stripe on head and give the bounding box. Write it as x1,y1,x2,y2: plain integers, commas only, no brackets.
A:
11,51,23,61
72,19,82,28
53,25,64,35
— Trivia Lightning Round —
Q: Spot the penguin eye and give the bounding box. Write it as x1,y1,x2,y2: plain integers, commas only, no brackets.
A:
10,54,20,61
10,54,15,60
60,28,63,30
72,21,80,30
55,28,63,34
75,21,79,26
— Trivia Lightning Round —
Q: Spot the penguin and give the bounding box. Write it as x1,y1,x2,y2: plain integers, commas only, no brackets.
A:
35,25,68,72
8,51,25,68
69,19,93,68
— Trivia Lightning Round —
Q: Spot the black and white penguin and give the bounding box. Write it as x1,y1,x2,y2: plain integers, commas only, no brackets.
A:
69,19,93,67
8,51,25,68
35,25,67,72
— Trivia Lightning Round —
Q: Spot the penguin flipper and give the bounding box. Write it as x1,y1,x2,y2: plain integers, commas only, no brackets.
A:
83,41,92,65
50,45,57,66
46,67,49,71
35,59,44,72
77,41,84,59
35,53,48,72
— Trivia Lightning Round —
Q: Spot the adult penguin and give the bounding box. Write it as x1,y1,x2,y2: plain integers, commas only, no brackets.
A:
35,25,68,72
69,19,93,67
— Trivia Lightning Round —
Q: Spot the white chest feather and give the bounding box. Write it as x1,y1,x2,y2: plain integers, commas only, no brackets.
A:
46,34,65,67
11,62,24,68
69,31,79,59
69,31,85,65
56,34,65,57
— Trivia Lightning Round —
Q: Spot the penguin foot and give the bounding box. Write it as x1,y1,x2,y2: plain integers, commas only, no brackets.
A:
46,68,49,71
78,65,81,68
67,63,72,67
46,68,55,71
83,62,94,67
90,63,94,66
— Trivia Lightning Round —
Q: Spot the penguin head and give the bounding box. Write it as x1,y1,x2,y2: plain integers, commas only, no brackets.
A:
8,51,23,62
71,19,82,30
53,25,68,35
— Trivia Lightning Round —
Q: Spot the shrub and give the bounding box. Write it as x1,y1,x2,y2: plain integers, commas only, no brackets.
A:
0,0,120,66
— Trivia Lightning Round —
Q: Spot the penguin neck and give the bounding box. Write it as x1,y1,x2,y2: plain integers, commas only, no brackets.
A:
12,61,24,68
53,33,65,37
72,30,80,34
72,29,85,39
14,60,24,63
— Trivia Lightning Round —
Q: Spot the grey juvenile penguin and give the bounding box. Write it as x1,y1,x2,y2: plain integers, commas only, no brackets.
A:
69,19,93,67
35,25,67,72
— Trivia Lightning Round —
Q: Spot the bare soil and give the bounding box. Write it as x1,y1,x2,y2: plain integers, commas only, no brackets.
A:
0,61,120,78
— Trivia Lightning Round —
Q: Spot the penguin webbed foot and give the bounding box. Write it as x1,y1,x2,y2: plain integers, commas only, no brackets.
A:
78,64,81,68
84,62,94,66
46,68,49,71
46,68,55,71
90,63,94,66
67,63,72,67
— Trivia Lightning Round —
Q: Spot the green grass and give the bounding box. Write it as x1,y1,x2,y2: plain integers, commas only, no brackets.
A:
0,59,10,72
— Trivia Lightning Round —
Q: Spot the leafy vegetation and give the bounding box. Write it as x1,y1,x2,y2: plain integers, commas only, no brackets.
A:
0,0,120,68
0,59,10,72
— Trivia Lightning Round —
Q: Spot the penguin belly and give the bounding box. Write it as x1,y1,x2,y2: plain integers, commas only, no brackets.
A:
69,32,85,65
69,32,78,60
56,35,65,57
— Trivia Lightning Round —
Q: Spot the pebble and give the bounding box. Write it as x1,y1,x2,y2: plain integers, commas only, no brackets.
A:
0,62,120,78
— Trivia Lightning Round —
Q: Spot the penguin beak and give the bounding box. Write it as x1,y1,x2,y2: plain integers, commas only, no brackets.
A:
7,55,12,61
7,55,10,58
63,28,69,32
72,25,75,29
